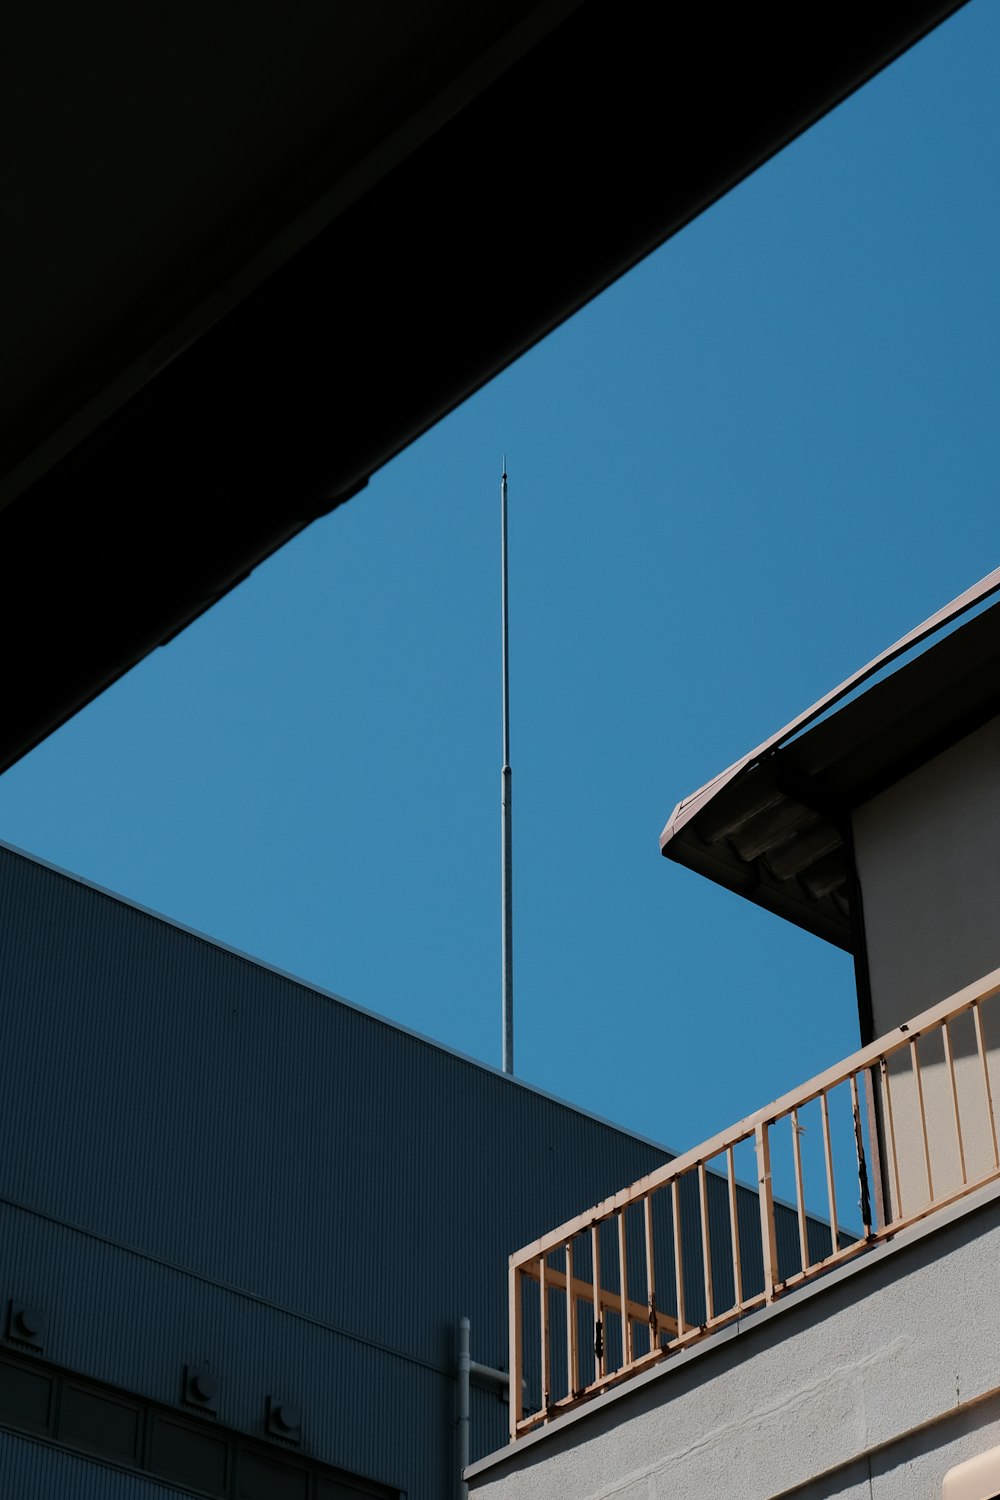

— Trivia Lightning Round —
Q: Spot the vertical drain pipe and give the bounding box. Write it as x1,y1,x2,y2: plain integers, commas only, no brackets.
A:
458,1317,518,1497
458,1316,471,1499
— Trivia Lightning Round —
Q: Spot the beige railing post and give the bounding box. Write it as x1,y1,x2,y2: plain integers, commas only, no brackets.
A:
565,1241,579,1397
755,1122,778,1299
726,1146,744,1306
973,1000,1000,1172
879,1055,903,1220
790,1107,809,1271
644,1194,657,1345
618,1212,632,1367
698,1163,714,1322
539,1256,549,1417
671,1179,685,1334
850,1072,873,1239
591,1225,603,1382
864,1063,889,1231
942,1020,968,1187
820,1090,840,1255
911,1037,935,1204
508,1262,522,1440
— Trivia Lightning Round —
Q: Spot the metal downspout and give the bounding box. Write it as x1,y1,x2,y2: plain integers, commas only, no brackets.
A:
459,1316,517,1497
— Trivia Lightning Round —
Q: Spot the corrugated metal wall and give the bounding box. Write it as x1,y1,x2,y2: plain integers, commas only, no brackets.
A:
0,1428,196,1499
0,843,676,1494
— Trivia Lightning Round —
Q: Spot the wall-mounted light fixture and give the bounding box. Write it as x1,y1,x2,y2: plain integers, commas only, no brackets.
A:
182,1365,220,1415
7,1301,45,1349
266,1396,302,1444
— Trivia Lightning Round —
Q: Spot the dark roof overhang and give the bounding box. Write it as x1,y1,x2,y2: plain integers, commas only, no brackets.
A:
0,1,969,776
661,568,1000,952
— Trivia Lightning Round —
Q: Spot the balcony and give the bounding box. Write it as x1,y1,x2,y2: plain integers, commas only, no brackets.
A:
506,967,1000,1441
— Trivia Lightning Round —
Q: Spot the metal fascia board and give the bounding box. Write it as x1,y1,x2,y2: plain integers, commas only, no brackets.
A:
661,564,1000,855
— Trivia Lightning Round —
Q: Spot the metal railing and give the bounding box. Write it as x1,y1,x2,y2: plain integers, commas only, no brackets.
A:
508,968,1000,1438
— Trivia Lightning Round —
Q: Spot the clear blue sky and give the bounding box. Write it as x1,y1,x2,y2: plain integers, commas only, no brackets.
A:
2,3,998,1179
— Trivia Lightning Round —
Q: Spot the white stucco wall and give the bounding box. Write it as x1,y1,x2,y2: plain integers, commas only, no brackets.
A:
853,715,1000,1032
468,1185,1000,1500
852,717,1000,1216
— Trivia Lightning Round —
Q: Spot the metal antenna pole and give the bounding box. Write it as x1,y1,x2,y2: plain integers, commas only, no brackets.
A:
500,458,514,1076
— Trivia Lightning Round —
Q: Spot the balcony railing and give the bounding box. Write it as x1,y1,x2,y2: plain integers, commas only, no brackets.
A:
508,968,1000,1438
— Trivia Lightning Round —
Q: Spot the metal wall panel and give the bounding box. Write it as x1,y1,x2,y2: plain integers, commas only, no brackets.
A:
0,1426,194,1497
0,843,675,1493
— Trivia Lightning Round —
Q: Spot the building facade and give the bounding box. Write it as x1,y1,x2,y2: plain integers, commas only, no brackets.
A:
0,840,680,1498
469,569,1000,1499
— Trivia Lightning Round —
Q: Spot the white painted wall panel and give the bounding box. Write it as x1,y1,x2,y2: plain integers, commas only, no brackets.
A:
853,716,1000,1030
853,718,1000,1214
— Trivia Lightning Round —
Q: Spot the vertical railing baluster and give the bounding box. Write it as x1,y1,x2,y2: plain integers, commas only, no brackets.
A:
850,1072,873,1238
727,1146,743,1308
973,1000,1000,1172
539,1255,549,1417
671,1179,685,1339
911,1036,934,1204
644,1194,658,1349
791,1107,809,1273
880,1055,903,1221
820,1090,839,1255
698,1163,714,1322
565,1240,578,1397
617,1210,632,1368
755,1122,778,1299
941,1019,967,1185
508,1262,523,1439
591,1224,603,1382
863,1064,888,1231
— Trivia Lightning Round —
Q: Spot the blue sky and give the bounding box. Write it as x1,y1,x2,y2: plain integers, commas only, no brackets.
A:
2,3,998,1185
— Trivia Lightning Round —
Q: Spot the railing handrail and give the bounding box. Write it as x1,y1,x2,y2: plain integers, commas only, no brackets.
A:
509,966,1000,1439
511,967,1000,1266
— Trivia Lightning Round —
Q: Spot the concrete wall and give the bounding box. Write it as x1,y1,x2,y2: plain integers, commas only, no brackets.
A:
853,717,1000,1216
468,1185,1000,1500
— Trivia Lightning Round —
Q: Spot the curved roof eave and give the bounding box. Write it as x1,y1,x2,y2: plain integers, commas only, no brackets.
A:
661,562,1000,854
660,563,1000,953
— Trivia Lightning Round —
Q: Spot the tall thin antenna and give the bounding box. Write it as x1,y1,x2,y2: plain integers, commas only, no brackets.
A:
500,457,514,1076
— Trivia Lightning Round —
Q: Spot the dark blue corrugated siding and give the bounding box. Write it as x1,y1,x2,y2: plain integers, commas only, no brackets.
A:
0,1427,190,1497
0,844,675,1493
